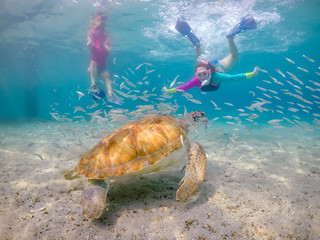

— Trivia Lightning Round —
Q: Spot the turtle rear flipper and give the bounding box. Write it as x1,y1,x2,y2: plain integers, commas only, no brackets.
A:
80,180,109,219
176,142,207,201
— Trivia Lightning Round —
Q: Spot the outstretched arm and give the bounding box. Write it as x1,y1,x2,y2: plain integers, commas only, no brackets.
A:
104,36,111,52
87,34,92,47
164,77,202,94
213,66,260,82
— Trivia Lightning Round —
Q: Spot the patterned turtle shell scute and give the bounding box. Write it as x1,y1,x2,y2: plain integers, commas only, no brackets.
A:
74,115,187,179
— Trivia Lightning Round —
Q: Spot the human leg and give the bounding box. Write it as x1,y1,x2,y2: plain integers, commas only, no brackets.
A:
88,61,98,87
101,70,112,97
219,37,239,73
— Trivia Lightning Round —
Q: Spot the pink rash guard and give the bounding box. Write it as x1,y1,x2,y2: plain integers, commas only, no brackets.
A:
175,72,248,92
90,25,110,69
176,77,202,91
176,77,220,92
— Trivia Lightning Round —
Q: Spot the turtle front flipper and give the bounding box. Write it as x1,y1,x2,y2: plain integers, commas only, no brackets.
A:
176,142,207,201
80,179,109,219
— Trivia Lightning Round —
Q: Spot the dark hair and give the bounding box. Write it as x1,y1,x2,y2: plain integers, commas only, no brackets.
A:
195,62,216,74
93,12,107,22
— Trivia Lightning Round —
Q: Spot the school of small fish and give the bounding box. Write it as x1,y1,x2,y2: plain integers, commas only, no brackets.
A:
49,54,320,133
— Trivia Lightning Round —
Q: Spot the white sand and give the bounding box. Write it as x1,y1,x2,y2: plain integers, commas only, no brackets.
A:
0,121,319,239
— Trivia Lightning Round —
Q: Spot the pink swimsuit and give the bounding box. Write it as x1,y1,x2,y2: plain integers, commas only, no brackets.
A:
90,25,110,69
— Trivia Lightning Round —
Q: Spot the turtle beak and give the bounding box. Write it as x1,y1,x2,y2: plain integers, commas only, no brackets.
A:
204,119,208,129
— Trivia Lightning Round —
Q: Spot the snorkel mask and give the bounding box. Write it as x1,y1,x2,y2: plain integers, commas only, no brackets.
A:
195,60,212,86
195,69,211,84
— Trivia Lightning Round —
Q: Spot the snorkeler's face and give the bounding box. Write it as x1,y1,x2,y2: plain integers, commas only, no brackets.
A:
195,67,211,83
90,15,106,27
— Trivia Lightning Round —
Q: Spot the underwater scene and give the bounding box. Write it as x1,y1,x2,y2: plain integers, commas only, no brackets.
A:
1,0,320,239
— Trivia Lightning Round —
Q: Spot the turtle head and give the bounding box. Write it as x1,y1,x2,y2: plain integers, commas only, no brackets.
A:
182,111,208,130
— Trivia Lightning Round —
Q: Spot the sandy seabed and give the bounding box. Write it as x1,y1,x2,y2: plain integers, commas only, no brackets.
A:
0,121,319,240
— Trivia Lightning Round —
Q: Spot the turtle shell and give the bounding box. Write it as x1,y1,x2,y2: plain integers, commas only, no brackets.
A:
74,114,187,179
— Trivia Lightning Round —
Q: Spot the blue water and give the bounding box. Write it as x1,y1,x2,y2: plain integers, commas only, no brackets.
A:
1,0,320,127
1,2,320,238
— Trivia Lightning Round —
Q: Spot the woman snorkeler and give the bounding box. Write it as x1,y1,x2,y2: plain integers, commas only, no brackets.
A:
163,60,260,94
164,16,260,94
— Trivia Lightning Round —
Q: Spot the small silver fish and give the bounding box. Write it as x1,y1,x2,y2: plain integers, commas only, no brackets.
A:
268,89,278,94
275,69,286,78
268,119,283,125
285,57,295,64
169,75,179,88
302,54,315,63
273,96,281,101
224,102,234,107
188,98,202,104
146,69,155,74
212,117,220,121
259,68,268,73
256,86,267,92
88,103,99,109
135,63,144,70
262,93,272,99
34,153,44,160
210,100,218,108
73,106,86,113
306,86,316,91
249,114,259,119
76,91,85,100
288,107,299,112
309,80,320,87
297,67,309,73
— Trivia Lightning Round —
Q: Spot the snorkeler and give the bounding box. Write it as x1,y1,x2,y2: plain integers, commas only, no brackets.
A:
163,60,260,94
163,16,259,94
87,12,116,102
175,16,257,73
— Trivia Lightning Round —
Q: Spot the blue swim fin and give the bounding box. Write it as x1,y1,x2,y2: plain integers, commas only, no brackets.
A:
226,16,257,39
175,19,200,47
91,85,106,100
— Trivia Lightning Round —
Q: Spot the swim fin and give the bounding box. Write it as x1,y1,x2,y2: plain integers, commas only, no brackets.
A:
91,85,106,100
175,19,200,47
226,16,257,39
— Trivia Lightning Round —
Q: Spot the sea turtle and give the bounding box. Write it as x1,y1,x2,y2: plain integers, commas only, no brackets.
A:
74,111,208,219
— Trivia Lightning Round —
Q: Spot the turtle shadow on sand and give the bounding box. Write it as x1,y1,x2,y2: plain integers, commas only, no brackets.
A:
89,165,214,226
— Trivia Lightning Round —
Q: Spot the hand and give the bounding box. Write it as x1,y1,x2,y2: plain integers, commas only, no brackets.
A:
162,86,169,93
252,66,260,77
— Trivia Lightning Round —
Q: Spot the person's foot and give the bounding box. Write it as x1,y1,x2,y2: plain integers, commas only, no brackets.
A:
90,84,106,100
226,16,257,39
89,84,98,93
175,19,200,47
187,32,201,47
